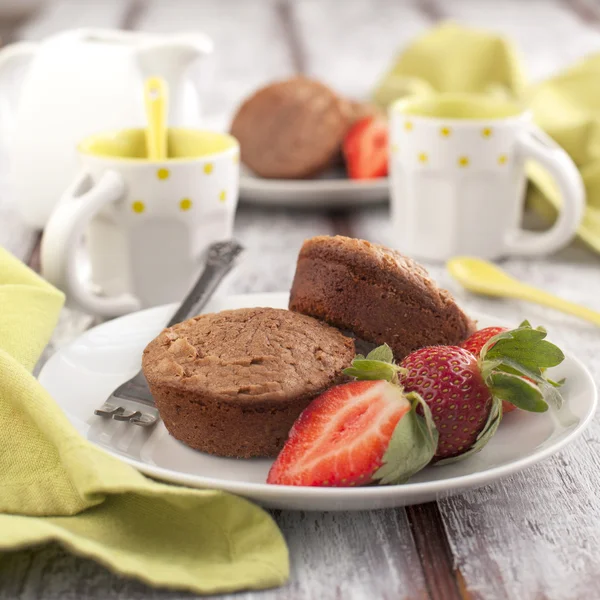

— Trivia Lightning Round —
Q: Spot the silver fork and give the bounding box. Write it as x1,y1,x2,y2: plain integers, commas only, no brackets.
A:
93,240,244,427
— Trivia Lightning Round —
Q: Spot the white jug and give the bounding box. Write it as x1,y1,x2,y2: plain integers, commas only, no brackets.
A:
0,28,213,228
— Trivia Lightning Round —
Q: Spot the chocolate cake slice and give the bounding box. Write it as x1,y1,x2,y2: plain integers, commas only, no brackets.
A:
143,307,354,458
289,236,476,359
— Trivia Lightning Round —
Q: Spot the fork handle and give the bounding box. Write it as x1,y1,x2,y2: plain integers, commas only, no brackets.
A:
167,240,244,326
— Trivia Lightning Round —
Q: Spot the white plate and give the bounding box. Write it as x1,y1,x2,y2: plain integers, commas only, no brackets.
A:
240,166,388,208
39,292,597,511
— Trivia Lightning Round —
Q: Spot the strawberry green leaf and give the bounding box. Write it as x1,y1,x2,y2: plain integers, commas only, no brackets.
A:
480,323,566,413
518,319,546,335
486,359,564,411
436,397,503,466
344,346,407,384
374,392,438,485
489,357,546,383
481,323,566,411
366,344,394,363
480,324,542,350
489,371,548,412
343,359,405,383
484,331,564,370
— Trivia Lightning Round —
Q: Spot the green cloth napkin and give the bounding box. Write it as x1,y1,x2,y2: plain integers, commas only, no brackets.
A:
526,55,600,252
0,247,289,594
373,23,526,106
374,22,600,253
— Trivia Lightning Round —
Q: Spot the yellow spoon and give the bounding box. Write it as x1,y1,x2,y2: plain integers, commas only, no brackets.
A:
144,76,168,160
447,256,600,327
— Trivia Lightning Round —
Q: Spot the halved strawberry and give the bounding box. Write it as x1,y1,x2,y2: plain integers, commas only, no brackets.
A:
343,116,388,180
267,378,437,487
461,327,517,414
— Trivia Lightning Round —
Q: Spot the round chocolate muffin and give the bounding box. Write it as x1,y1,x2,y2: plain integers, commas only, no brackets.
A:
289,236,476,360
230,76,349,179
142,307,355,458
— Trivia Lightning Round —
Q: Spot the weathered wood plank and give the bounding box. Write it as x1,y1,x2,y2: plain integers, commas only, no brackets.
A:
406,503,463,600
291,0,430,100
219,206,334,295
15,0,135,40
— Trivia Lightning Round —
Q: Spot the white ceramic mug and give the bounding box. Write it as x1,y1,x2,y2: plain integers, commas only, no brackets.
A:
389,94,585,261
41,128,239,317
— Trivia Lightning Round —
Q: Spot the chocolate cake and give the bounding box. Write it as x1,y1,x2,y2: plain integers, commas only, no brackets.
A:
142,307,355,458
289,236,476,359
230,77,349,179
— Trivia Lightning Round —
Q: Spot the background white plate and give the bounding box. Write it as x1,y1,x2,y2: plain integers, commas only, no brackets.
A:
39,292,597,511
240,166,389,208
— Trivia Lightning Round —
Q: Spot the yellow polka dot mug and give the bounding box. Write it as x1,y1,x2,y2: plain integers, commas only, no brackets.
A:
41,128,239,317
389,94,584,261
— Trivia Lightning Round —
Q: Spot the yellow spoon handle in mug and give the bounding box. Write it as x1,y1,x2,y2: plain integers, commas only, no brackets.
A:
515,284,600,327
144,77,168,160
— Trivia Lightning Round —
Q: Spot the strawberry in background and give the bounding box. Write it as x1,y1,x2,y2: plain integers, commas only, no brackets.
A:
343,116,388,180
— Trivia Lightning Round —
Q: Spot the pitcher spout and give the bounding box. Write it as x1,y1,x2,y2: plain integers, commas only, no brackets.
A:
137,32,213,76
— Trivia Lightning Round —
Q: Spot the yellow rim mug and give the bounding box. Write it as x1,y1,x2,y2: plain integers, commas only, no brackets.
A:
388,94,585,261
41,128,240,317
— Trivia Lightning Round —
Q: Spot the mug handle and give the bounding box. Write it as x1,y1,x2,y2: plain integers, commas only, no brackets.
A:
41,170,142,317
505,126,585,256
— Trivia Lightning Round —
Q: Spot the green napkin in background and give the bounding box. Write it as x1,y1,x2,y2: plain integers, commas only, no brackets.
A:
374,22,600,254
526,55,600,252
0,247,288,594
373,23,526,106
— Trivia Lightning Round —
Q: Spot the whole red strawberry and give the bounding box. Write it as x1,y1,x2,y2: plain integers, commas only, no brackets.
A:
460,327,516,414
267,378,437,486
401,346,495,459
399,322,565,461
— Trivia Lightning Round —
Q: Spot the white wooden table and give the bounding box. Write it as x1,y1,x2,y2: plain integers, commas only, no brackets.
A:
1,1,600,599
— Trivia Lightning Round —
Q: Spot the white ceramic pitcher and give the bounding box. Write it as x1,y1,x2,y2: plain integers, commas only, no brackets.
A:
0,28,213,228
